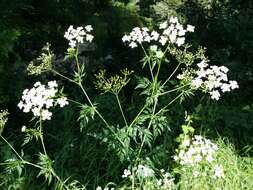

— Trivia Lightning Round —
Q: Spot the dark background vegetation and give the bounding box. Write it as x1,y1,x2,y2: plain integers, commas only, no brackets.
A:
0,0,253,189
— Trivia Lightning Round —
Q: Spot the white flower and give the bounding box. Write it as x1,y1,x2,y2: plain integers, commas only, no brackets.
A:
85,25,93,32
150,45,158,52
220,66,229,73
136,165,154,178
176,37,185,46
229,80,239,89
213,165,225,179
122,169,131,178
210,90,220,100
57,97,69,107
86,34,94,42
192,78,203,88
159,21,168,29
122,35,131,42
48,81,58,88
187,25,195,32
69,40,76,48
170,17,178,24
197,60,208,68
41,109,52,120
156,51,164,58
159,36,168,46
129,41,137,48
169,30,177,43
64,25,93,48
178,29,186,36
182,139,190,147
96,187,102,190
151,31,159,41
221,83,231,92
21,125,26,132
206,154,214,163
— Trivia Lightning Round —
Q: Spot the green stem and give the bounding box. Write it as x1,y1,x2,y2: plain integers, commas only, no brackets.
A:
39,115,47,155
128,104,148,129
75,47,81,74
162,63,181,87
0,135,24,161
160,84,190,96
67,98,84,106
51,69,76,84
140,43,154,81
115,93,128,127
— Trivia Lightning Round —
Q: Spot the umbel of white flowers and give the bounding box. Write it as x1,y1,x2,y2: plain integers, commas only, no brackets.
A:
174,135,219,165
191,60,238,100
18,81,69,120
122,16,195,48
64,25,94,48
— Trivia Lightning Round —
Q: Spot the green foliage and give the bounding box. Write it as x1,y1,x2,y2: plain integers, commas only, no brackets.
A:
78,104,96,132
37,153,54,185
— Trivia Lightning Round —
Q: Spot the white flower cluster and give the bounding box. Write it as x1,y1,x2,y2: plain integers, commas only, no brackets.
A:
174,135,218,165
191,60,239,100
122,17,194,48
157,169,176,189
159,17,194,46
64,25,94,48
122,27,155,48
18,81,69,120
136,164,155,178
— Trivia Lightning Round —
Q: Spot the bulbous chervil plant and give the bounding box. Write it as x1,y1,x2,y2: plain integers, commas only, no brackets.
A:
0,17,239,189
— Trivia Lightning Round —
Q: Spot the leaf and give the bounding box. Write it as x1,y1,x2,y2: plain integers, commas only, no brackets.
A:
78,104,96,132
37,153,54,185
4,158,24,176
135,76,151,90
